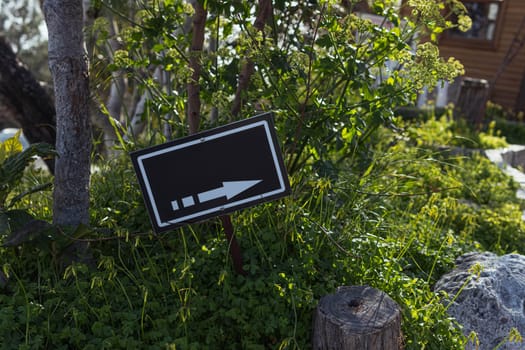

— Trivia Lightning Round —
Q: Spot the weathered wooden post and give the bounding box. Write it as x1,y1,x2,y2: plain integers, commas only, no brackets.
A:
455,77,490,128
313,285,403,350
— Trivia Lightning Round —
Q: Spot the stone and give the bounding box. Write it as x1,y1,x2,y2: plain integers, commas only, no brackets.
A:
434,252,525,349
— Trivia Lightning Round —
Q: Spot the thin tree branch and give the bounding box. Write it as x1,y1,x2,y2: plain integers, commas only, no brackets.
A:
0,36,56,172
187,1,207,134
230,0,272,118
287,5,325,173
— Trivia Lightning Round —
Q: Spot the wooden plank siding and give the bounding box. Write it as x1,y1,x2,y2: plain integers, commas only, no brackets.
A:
439,0,525,113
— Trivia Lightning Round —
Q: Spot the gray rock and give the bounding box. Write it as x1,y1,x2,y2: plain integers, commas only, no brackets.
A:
434,252,525,350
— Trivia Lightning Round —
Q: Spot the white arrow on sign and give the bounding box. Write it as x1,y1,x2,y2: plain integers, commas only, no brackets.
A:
198,180,262,203
171,180,262,211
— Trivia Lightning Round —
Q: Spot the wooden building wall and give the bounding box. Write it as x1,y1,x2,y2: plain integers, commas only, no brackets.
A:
439,0,525,114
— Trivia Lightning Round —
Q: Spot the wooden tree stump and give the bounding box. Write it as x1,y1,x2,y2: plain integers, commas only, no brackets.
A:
312,285,402,350
455,77,490,128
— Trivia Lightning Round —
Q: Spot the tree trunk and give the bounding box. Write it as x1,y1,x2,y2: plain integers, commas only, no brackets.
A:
187,1,207,134
313,285,403,350
0,36,56,172
43,0,92,226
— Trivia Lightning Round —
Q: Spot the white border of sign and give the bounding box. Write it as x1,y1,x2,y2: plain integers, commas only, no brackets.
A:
135,119,288,228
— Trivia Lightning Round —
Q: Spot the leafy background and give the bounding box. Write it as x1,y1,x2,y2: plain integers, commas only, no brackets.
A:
2,0,525,349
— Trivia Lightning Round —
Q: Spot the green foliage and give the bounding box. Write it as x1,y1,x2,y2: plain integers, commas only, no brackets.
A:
0,133,55,248
99,0,467,177
89,156,151,233
1,163,471,348
484,102,525,145
7,0,525,349
492,118,525,145
5,115,525,347
10,115,525,348
370,118,525,257
0,132,53,208
404,108,508,149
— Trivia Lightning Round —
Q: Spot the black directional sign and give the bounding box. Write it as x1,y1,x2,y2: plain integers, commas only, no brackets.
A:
130,112,291,233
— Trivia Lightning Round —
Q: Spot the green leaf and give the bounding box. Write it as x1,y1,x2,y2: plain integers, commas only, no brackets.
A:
0,130,23,164
71,223,95,240
0,143,55,189
7,182,52,209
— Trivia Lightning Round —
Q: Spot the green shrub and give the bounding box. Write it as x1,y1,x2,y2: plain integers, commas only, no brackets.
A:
4,117,525,349
0,154,470,349
492,118,525,145
404,111,508,149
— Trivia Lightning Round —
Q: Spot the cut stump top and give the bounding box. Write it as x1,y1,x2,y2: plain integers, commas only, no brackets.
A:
313,285,402,349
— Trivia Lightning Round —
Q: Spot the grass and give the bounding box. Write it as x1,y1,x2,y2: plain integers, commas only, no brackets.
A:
0,114,524,349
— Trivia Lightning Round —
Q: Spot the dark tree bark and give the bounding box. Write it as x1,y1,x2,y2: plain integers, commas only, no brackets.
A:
43,0,92,226
0,36,56,172
187,1,207,134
